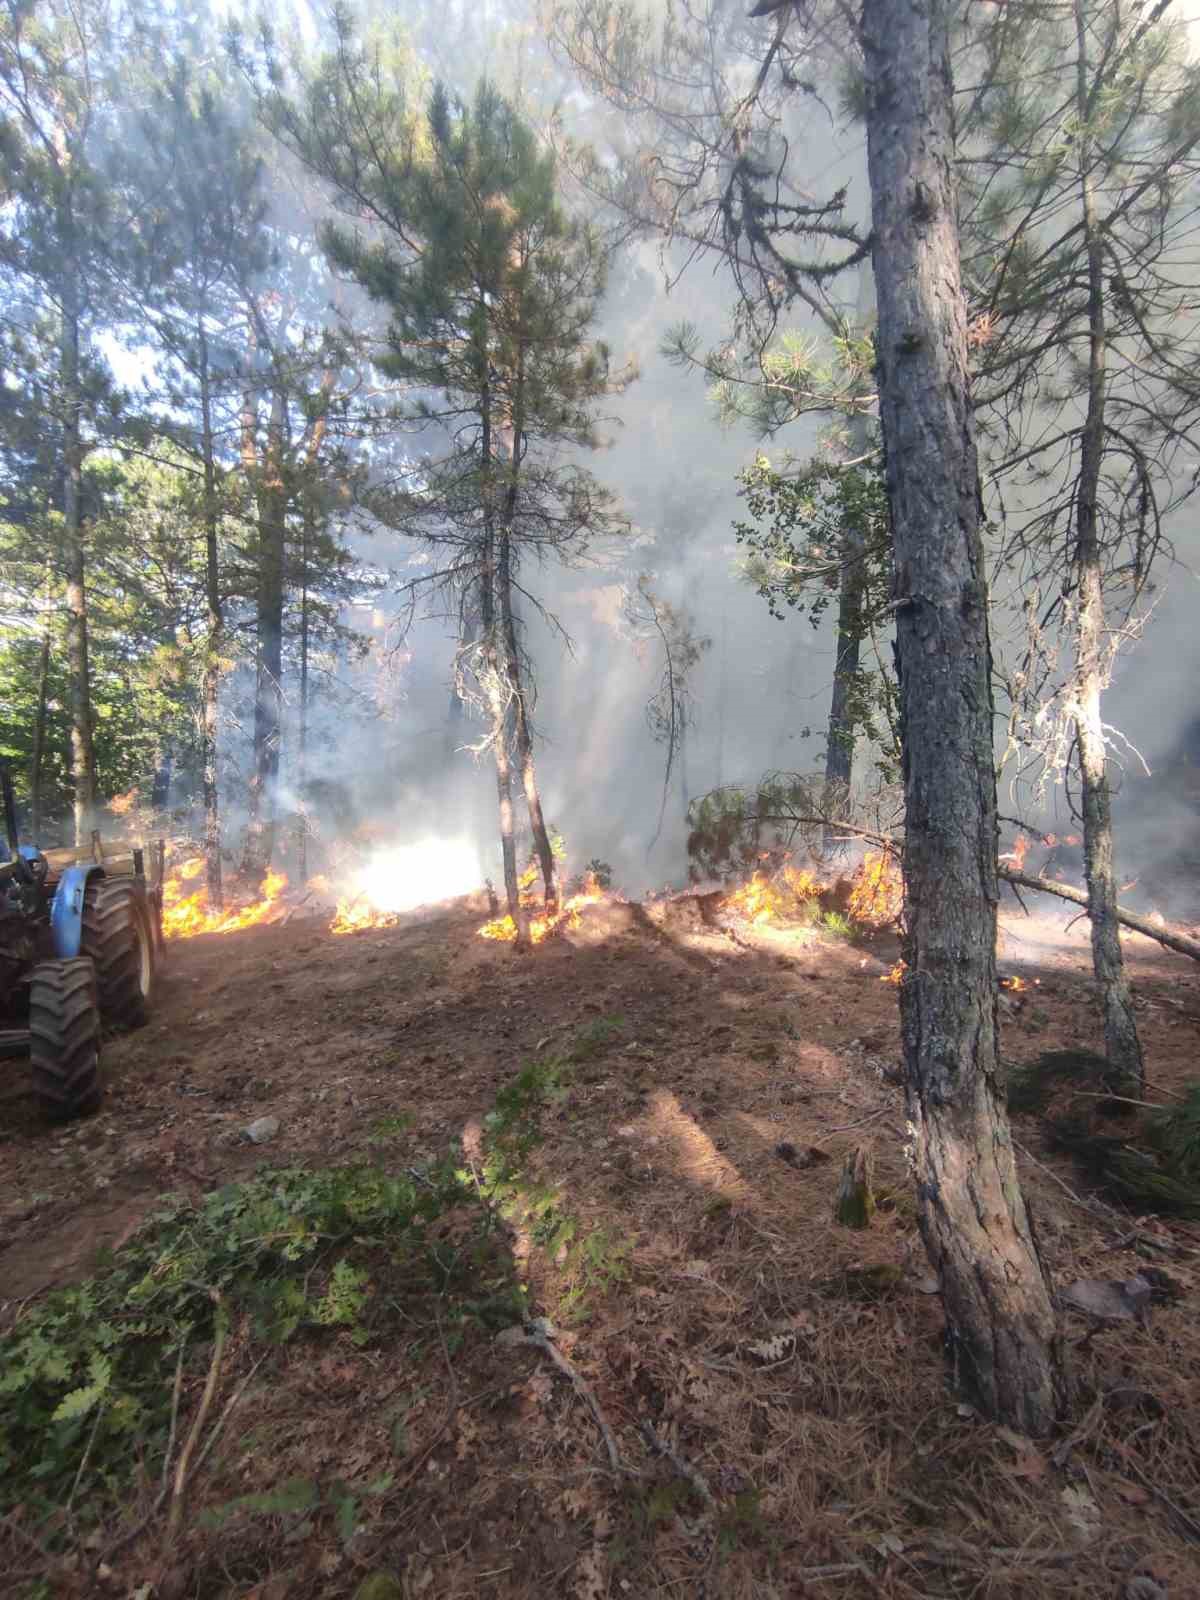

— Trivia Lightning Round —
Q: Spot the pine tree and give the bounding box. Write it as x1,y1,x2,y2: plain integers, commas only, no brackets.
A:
960,0,1200,1087
861,0,1066,1435
250,25,627,938
0,0,128,842
124,58,269,905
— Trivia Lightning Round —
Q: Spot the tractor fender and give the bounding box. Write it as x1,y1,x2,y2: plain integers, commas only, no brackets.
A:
51,864,105,959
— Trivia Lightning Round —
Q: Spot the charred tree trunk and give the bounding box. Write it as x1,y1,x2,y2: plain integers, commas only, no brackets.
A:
198,326,224,910
243,385,286,880
60,249,96,846
1070,0,1144,1089
862,0,1066,1435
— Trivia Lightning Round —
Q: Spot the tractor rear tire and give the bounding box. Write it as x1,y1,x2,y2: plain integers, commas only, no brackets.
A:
29,958,103,1120
81,878,156,1028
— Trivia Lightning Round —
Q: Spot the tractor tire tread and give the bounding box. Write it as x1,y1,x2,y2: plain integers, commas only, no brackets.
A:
81,878,154,1028
29,957,103,1119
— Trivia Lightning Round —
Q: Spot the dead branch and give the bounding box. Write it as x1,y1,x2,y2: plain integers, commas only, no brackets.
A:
163,1293,227,1552
526,1328,625,1475
999,866,1200,962
638,1419,716,1509
188,1355,267,1483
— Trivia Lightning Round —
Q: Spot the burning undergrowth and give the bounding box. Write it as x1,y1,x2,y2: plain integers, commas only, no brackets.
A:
161,837,489,941
719,849,903,937
477,865,609,944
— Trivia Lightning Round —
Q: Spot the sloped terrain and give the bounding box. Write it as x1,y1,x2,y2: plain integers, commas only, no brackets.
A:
1,890,1198,1599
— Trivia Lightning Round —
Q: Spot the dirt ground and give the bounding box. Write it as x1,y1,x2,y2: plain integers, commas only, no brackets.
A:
2,885,1199,1599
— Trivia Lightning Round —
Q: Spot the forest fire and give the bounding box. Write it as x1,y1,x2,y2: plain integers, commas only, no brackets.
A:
846,851,903,928
162,857,289,939
477,871,606,943
881,960,906,985
1001,975,1028,992
329,896,402,935
326,839,485,935
1003,833,1031,871
722,863,822,924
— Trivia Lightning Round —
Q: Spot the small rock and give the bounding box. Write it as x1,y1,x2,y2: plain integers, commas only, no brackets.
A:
1124,1577,1167,1600
1060,1275,1153,1322
242,1115,280,1145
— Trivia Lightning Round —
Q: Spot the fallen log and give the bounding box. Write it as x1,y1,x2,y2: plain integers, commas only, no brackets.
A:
998,866,1200,964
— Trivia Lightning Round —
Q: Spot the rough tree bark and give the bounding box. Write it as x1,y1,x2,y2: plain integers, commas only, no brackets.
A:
497,307,559,916
823,267,876,821
198,324,224,910
242,384,286,880
60,245,96,846
862,0,1066,1433
1070,0,1144,1088
30,559,53,839
480,379,529,946
498,536,559,914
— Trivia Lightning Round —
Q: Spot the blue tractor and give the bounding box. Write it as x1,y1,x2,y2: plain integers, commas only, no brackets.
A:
0,763,163,1119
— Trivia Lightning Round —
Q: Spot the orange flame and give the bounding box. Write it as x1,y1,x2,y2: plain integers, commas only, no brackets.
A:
881,959,906,985
847,851,903,928
329,895,402,935
1000,975,1027,992
478,872,605,944
723,864,822,925
162,858,288,939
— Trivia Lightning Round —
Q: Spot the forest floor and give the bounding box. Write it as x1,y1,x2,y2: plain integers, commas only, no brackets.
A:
2,880,1199,1600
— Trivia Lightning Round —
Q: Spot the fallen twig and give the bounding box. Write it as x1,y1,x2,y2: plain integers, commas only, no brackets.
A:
526,1328,625,1475
638,1419,716,1509
1121,1458,1200,1543
1051,1395,1104,1468
825,1106,891,1135
1015,1139,1120,1225
279,890,313,927
189,1354,267,1483
65,1400,106,1521
163,1293,227,1552
912,1535,1074,1568
160,1347,186,1497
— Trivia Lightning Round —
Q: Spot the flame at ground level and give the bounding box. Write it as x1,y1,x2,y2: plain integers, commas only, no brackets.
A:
478,873,606,944
329,839,485,934
163,860,288,938
723,864,823,924
846,851,903,928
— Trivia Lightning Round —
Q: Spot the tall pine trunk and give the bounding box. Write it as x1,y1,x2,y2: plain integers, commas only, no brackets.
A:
498,542,558,914
862,0,1066,1435
1071,0,1144,1088
823,267,876,849
243,385,286,880
480,388,528,945
30,559,53,839
60,248,96,846
198,326,224,910
498,316,558,914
